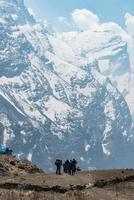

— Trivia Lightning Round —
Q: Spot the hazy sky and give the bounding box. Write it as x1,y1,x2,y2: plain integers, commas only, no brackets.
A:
24,0,134,31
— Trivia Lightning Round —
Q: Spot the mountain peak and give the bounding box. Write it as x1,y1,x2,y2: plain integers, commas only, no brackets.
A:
0,0,35,25
0,0,134,171
0,0,24,6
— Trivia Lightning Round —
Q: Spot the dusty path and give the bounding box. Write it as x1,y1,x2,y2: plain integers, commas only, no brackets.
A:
38,172,93,187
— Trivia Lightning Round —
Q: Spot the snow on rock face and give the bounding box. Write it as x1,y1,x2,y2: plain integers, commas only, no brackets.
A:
0,0,134,170
0,0,35,77
0,0,35,25
58,27,134,120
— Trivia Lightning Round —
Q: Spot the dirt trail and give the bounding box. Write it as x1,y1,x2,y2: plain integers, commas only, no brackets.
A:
1,155,134,199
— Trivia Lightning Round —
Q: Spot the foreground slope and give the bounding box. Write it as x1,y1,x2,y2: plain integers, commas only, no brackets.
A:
0,0,134,170
0,155,134,200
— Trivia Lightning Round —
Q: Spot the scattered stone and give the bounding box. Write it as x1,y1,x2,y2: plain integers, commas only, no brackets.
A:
10,161,16,166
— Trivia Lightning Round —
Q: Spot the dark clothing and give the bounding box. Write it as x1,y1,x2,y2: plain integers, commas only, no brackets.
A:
63,160,70,173
56,165,61,175
55,159,62,175
70,159,77,175
62,159,78,175
72,159,77,165
63,163,66,173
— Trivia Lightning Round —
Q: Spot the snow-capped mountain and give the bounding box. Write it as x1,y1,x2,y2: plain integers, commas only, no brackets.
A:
0,0,134,170
57,25,134,120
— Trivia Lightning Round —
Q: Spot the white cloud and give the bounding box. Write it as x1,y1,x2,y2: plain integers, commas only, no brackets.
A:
58,16,66,23
58,9,134,71
58,16,70,26
125,13,134,71
71,9,99,31
125,13,134,36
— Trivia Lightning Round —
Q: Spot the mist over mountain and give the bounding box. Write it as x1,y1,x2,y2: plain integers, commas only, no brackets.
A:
0,0,134,171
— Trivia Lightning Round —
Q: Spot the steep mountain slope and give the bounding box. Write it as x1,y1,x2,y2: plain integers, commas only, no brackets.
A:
57,25,134,119
0,0,134,170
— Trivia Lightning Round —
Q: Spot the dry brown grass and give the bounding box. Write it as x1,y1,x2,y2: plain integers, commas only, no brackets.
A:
0,185,134,200
0,190,87,200
0,155,134,200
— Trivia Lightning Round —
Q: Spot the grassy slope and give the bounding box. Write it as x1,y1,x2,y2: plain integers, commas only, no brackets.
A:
0,155,134,199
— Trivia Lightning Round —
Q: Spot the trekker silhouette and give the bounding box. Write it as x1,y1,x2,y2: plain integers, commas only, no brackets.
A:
63,160,70,173
69,160,74,175
72,158,77,175
55,159,62,175
63,162,67,173
69,159,77,175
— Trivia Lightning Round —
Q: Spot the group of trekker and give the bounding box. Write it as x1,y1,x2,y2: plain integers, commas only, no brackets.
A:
55,158,80,175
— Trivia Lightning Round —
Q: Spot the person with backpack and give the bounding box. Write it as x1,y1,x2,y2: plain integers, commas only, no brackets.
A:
63,160,70,173
55,159,62,175
68,159,77,175
72,158,77,174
